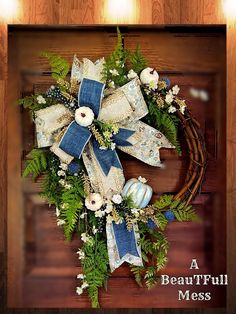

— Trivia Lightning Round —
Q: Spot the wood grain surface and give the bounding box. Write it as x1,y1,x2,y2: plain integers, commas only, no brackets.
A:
0,0,235,314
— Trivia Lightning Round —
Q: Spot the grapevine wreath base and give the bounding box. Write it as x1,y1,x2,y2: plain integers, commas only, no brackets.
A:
20,29,207,307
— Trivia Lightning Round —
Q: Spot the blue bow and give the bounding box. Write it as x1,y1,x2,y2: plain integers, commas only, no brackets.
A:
59,78,135,176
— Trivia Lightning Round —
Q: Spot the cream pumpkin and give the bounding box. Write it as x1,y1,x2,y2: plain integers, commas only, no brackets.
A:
122,176,153,208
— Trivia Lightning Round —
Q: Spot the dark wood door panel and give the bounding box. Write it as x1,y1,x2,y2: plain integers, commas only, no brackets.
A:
8,27,226,308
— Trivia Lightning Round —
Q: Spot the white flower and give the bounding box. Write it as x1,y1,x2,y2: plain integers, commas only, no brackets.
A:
112,194,123,204
131,208,140,217
75,106,94,127
92,225,98,234
59,163,68,171
108,81,115,88
95,210,105,218
110,142,116,150
57,219,66,226
76,249,85,260
99,146,108,150
81,233,90,243
131,208,139,214
109,69,119,76
76,286,83,295
138,176,147,183
105,201,113,214
106,214,114,224
55,207,60,217
37,95,46,104
81,281,89,289
168,105,177,113
172,85,180,95
65,184,72,190
85,193,103,211
140,67,159,85
57,170,66,177
179,104,186,115
149,80,158,90
80,212,87,219
165,92,174,104
77,274,85,279
127,69,138,80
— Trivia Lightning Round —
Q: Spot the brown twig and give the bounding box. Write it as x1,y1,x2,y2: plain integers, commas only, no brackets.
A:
173,109,207,206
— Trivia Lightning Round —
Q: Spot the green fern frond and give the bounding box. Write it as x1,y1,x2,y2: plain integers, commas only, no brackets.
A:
173,205,201,223
154,212,168,231
23,149,47,180
82,239,109,308
103,27,129,87
154,194,173,209
60,176,85,240
129,45,147,74
146,102,182,155
130,266,144,287
41,52,70,79
144,266,157,289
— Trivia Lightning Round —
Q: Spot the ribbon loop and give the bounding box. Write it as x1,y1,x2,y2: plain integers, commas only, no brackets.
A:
79,78,104,117
59,121,91,159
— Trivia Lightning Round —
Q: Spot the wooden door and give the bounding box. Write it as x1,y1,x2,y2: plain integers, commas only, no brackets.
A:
7,26,226,308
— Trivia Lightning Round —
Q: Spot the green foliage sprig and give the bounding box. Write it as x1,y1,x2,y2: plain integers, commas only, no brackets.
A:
41,52,70,79
129,45,147,74
60,176,85,241
145,99,182,155
18,94,50,113
103,27,130,87
131,222,169,289
81,238,109,308
23,149,48,179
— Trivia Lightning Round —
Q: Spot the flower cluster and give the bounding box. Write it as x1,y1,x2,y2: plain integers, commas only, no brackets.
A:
137,67,186,115
90,120,119,150
76,273,89,295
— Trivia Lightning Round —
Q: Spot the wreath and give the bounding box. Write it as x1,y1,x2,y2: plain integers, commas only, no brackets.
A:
19,28,207,308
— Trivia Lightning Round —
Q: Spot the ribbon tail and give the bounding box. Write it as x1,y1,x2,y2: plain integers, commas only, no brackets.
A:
117,120,175,167
82,141,125,197
106,221,143,272
92,139,123,176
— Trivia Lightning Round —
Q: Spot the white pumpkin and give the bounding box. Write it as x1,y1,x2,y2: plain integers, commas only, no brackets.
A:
122,176,153,208
140,67,159,85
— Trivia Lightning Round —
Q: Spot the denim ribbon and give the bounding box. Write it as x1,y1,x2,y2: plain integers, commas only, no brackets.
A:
112,221,140,259
59,78,135,176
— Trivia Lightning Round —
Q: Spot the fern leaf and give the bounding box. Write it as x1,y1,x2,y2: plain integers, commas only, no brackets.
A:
130,266,144,287
130,45,147,74
23,149,47,180
146,102,182,155
154,194,173,209
41,52,70,79
173,205,201,223
154,212,168,231
103,27,129,86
